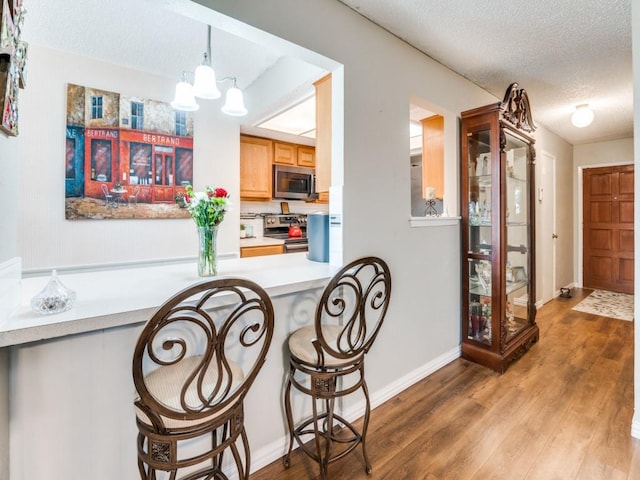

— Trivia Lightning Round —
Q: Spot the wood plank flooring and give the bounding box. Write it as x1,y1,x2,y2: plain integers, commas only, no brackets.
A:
250,289,640,480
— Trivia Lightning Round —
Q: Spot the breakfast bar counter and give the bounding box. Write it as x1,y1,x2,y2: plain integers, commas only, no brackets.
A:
2,253,337,479
1,252,334,347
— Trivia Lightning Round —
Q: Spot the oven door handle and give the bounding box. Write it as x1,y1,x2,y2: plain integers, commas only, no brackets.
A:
284,243,309,252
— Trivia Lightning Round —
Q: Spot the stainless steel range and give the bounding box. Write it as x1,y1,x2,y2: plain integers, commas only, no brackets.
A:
263,214,308,254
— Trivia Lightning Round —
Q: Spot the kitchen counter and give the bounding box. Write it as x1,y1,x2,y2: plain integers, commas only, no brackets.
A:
239,236,284,247
0,252,335,347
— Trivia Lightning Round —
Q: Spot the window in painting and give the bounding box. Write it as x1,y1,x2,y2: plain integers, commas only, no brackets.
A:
131,101,144,130
129,142,152,185
175,147,194,186
175,111,187,136
91,96,103,120
90,139,112,182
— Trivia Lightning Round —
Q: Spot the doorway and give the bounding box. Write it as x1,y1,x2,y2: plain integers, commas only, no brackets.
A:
582,164,634,294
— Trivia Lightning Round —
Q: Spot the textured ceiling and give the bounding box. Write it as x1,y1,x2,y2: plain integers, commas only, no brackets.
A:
21,0,281,92
339,0,633,145
22,0,632,146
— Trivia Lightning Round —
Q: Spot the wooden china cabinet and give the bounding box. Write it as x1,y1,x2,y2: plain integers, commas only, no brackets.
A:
460,83,538,373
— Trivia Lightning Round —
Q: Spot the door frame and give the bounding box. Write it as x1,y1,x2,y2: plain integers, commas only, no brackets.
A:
539,151,556,304
577,161,634,288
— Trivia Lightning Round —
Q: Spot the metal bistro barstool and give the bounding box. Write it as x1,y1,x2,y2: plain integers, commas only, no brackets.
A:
283,257,391,479
132,278,274,480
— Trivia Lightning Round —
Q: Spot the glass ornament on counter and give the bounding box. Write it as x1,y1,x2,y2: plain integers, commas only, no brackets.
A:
30,270,77,315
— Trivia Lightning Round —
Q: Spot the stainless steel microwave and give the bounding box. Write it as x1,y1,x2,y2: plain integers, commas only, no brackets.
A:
273,164,316,200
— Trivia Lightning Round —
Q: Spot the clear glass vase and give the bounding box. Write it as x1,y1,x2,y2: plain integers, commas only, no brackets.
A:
197,225,218,277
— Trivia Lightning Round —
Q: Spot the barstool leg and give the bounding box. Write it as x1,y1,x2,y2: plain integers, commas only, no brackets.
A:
311,394,328,480
322,396,336,480
360,378,372,474
229,429,249,480
283,367,296,468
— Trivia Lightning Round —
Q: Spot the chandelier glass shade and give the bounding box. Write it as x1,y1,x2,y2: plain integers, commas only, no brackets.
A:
221,82,248,117
193,59,221,100
170,75,199,112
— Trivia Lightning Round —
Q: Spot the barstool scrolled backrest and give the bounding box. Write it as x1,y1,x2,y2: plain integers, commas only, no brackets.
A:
133,278,274,423
313,256,391,364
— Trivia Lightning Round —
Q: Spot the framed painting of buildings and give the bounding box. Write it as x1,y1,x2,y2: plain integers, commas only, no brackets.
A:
64,83,195,220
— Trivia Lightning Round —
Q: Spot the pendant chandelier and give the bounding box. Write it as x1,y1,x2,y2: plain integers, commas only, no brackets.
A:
170,25,247,116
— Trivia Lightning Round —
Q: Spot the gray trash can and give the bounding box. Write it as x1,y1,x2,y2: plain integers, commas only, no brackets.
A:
307,212,329,262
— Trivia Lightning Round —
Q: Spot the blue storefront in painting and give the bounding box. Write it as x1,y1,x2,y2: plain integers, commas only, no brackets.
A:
65,125,85,198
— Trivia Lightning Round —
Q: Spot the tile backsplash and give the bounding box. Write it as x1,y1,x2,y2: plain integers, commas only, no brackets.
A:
240,199,329,238
240,199,329,216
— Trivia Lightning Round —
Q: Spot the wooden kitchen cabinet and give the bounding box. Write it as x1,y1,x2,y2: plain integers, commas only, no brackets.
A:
460,83,538,374
421,114,444,199
315,191,329,204
240,135,272,201
297,146,316,168
273,142,316,168
314,73,331,193
240,244,284,258
273,142,297,165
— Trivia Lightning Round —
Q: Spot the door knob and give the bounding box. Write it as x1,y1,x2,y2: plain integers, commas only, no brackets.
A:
552,233,558,239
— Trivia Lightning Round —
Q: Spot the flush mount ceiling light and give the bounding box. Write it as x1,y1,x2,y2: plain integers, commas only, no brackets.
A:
571,104,594,128
170,25,247,116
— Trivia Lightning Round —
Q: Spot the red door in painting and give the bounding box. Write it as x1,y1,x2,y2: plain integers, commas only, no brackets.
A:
153,148,175,203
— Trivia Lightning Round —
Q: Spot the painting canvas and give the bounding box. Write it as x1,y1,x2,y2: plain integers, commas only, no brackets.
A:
64,83,195,220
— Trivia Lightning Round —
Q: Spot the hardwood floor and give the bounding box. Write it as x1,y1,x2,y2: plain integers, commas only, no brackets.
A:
250,289,640,480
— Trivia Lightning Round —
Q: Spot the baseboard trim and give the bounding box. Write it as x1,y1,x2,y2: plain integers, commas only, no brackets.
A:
249,345,462,474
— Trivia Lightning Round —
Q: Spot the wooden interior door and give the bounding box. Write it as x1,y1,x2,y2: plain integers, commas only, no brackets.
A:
583,165,634,294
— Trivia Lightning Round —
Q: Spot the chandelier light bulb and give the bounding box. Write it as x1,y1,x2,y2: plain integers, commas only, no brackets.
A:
571,104,594,128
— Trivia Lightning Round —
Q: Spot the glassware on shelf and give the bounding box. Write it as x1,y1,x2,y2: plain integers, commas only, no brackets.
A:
469,201,481,226
30,270,77,315
469,301,482,339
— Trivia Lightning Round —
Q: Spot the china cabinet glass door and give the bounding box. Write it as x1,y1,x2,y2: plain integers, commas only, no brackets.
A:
466,129,492,346
504,132,530,341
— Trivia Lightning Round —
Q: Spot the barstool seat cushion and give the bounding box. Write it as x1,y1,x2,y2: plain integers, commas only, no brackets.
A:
288,325,363,367
135,355,244,429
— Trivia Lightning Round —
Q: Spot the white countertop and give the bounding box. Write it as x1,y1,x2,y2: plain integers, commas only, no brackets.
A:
0,253,335,347
239,236,285,247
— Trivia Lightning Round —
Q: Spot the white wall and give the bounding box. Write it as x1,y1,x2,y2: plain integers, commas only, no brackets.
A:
574,138,634,168
573,138,634,286
0,138,18,262
17,45,242,271
535,128,574,294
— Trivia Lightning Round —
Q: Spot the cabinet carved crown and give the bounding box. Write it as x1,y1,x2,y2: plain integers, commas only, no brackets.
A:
500,82,536,134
